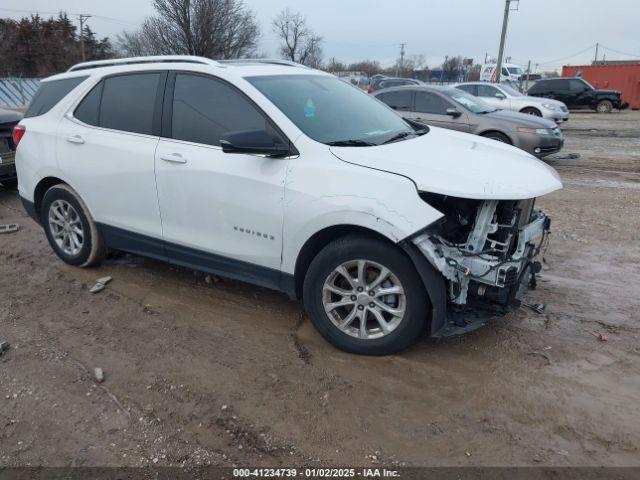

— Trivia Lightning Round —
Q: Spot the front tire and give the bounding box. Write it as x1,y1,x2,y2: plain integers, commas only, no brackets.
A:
41,184,105,267
482,131,512,144
303,236,429,355
596,100,613,113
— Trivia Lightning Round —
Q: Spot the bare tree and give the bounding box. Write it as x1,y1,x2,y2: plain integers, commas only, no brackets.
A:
118,0,259,59
347,60,382,77
272,8,323,67
442,55,464,81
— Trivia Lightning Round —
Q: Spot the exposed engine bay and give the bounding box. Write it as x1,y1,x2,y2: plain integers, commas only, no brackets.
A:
413,193,551,333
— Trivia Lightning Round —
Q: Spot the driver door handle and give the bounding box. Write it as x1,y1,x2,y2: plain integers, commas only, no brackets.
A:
160,153,187,164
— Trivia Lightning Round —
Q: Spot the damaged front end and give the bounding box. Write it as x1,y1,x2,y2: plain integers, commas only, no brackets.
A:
413,193,551,337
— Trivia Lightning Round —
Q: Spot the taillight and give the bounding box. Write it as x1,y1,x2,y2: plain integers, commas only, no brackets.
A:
13,125,25,147
367,86,374,93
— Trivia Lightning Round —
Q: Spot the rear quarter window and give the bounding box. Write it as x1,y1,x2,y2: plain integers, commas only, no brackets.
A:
24,76,88,118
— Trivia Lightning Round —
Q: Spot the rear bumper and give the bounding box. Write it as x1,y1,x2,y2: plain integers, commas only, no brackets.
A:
0,159,16,181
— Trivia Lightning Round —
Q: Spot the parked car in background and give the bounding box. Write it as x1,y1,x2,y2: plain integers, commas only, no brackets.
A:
479,63,525,82
527,77,628,113
0,108,23,188
367,75,387,93
15,56,561,355
369,77,422,93
456,82,569,122
374,86,564,158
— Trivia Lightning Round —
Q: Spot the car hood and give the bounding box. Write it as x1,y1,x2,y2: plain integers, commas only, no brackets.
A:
330,127,563,200
484,109,557,128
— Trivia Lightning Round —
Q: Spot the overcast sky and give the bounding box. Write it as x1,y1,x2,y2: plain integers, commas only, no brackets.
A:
1,0,639,70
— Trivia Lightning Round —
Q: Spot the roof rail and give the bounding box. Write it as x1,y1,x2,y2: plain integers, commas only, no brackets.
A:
68,55,220,72
218,58,309,69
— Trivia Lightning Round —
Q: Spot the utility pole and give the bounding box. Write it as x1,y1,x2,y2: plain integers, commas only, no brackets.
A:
494,0,513,83
594,42,599,64
525,59,531,93
396,43,406,77
78,14,92,61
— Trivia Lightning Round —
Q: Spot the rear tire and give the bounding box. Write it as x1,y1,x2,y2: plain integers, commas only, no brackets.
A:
596,100,613,113
41,184,105,267
482,131,512,144
303,235,429,355
520,107,542,117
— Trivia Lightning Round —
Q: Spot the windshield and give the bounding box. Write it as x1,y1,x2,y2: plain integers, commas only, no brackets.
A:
247,74,416,146
445,89,496,114
499,84,523,97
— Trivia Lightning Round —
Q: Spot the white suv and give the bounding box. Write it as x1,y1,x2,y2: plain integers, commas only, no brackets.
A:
15,56,562,355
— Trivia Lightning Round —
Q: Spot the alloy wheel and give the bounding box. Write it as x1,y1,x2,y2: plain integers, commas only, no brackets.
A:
322,259,406,340
48,199,84,256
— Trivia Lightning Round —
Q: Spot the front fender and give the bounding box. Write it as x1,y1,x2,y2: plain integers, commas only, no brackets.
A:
280,157,443,274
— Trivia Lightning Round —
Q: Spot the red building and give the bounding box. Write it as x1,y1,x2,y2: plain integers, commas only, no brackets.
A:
562,62,640,110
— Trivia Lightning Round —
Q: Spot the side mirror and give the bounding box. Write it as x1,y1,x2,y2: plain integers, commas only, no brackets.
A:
495,92,506,100
446,108,462,118
220,129,290,157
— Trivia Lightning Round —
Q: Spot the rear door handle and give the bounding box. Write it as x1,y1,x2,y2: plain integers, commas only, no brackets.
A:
67,135,85,144
160,153,187,164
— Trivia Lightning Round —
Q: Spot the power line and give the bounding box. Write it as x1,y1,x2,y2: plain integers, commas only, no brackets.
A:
599,44,640,59
535,45,597,66
0,7,138,26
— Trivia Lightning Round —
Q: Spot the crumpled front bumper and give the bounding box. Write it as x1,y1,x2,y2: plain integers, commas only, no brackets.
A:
412,203,551,337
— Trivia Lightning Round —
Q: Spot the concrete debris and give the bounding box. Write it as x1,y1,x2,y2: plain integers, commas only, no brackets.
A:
0,341,10,356
94,368,105,383
546,152,581,160
523,302,546,314
0,223,19,234
89,276,112,294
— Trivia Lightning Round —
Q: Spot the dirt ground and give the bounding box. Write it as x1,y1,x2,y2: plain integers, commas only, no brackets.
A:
1,111,639,469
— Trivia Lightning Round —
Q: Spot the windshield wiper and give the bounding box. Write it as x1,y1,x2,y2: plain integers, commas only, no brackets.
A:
382,131,415,145
326,139,375,147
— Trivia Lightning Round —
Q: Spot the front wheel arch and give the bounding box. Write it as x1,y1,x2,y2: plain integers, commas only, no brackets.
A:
480,130,513,144
293,225,396,300
520,106,542,117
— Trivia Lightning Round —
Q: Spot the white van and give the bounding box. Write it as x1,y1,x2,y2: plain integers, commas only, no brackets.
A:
480,63,525,82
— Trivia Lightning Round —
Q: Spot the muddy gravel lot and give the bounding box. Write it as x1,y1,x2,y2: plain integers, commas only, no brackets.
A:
1,111,639,469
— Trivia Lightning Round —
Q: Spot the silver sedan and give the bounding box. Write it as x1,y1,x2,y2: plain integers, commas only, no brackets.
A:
374,85,564,158
456,81,569,123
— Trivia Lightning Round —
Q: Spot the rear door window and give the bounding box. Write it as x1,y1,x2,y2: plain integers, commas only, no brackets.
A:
378,90,413,111
415,92,450,115
25,76,88,118
74,82,103,126
74,73,162,135
99,73,162,135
